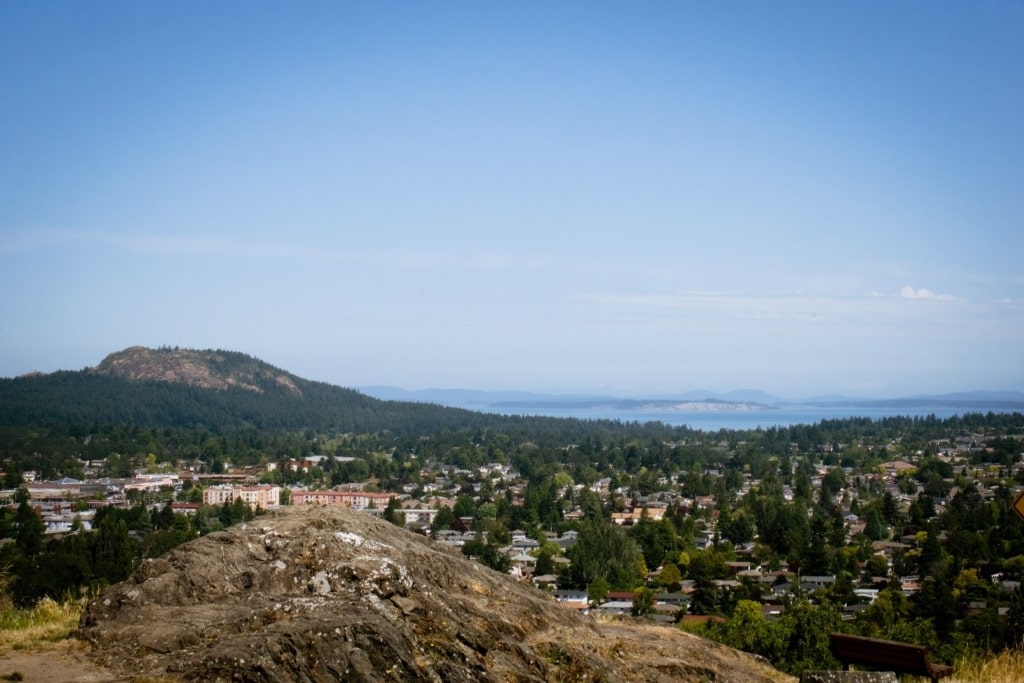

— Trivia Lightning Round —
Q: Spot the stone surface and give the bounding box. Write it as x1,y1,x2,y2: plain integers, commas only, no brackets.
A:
77,506,796,683
801,672,898,683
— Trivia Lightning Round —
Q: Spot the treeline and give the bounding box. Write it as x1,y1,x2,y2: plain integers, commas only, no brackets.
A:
2,409,1022,492
0,490,255,606
0,370,478,433
0,370,690,443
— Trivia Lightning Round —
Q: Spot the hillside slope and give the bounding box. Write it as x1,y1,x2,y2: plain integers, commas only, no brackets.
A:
0,346,670,440
0,347,510,435
78,506,793,683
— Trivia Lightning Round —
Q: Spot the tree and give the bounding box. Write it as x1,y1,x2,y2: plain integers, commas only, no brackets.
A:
804,507,831,575
918,523,947,577
863,507,888,541
719,509,754,546
1006,584,1024,647
881,491,900,525
777,596,842,674
631,586,654,617
565,519,641,590
821,468,846,498
659,561,682,591
859,587,909,637
13,490,45,557
635,552,649,582
687,550,727,615
430,505,456,532
793,469,813,502
91,516,135,585
383,496,404,527
453,494,476,519
914,574,957,639
587,576,610,605
153,501,175,530
3,467,23,489
707,600,785,663
630,515,680,569
219,502,233,528
461,538,511,573
534,547,556,577
864,553,889,580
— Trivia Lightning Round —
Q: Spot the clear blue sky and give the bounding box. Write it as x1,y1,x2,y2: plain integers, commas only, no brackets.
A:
2,1,1022,398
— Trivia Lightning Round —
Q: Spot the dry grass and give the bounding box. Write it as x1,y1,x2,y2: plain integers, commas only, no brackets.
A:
951,648,1024,683
0,597,84,651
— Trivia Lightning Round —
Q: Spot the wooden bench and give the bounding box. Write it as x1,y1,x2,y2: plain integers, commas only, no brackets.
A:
829,633,953,683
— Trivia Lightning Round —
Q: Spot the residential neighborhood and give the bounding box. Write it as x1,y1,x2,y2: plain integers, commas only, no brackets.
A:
5,420,1024,627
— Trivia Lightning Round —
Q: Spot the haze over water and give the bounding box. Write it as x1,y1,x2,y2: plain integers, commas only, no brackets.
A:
485,404,1020,432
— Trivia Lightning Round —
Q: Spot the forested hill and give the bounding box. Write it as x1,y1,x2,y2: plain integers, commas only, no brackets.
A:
0,346,655,438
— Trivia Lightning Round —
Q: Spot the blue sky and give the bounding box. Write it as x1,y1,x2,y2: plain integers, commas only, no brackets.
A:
2,1,1022,398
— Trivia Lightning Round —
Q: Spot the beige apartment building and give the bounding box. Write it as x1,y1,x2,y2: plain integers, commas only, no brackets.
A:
202,484,281,509
290,490,396,509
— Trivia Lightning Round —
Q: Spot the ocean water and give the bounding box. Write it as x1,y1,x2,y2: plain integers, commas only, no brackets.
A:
483,404,1020,431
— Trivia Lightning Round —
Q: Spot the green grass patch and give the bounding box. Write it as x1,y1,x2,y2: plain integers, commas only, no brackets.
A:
0,597,84,651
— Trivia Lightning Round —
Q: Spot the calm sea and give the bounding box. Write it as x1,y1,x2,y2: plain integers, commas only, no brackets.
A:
480,404,1021,431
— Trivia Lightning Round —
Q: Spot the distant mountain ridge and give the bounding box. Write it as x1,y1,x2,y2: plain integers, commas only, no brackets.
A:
357,386,786,407
4,347,1022,431
359,385,1024,413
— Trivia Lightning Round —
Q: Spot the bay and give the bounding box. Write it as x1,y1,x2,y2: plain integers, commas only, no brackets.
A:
479,403,1023,432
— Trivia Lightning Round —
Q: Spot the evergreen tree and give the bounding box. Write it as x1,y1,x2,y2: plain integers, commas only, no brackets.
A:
153,501,175,530
219,502,233,529
1006,584,1024,647
91,516,135,585
914,574,957,640
804,507,831,575
534,547,556,577
687,550,727,615
918,523,946,577
383,496,404,527
863,507,888,541
430,505,456,532
13,489,45,557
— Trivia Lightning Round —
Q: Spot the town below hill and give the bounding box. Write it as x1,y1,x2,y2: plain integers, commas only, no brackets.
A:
2,346,1024,677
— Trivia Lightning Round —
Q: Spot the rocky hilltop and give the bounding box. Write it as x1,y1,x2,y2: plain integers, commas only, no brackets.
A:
77,506,793,683
90,345,303,396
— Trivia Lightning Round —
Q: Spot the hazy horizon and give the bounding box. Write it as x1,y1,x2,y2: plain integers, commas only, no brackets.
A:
7,345,1023,404
2,3,1022,399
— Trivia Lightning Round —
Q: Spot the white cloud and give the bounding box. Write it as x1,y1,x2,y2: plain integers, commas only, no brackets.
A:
900,285,958,301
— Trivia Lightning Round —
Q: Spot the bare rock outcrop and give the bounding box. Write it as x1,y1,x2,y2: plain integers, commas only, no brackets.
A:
78,506,794,682
91,346,303,396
